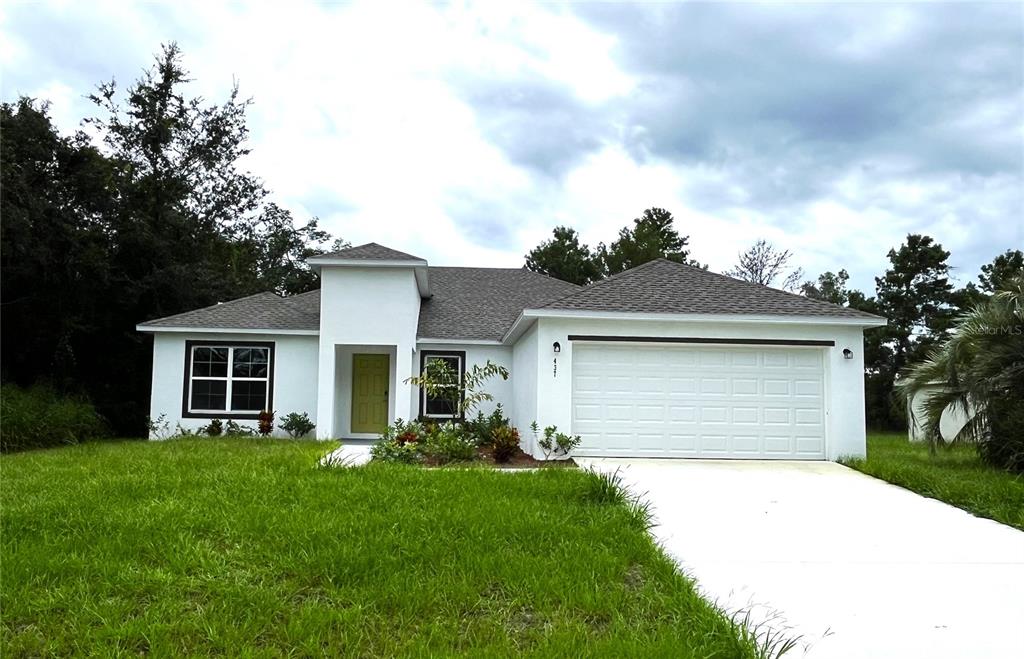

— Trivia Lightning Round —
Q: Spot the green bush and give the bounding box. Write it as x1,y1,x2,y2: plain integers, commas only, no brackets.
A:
203,419,224,437
423,422,477,464
369,437,424,464
491,425,520,463
278,412,315,438
371,419,428,464
225,420,256,436
981,399,1024,473
465,404,510,446
536,423,582,460
0,384,106,452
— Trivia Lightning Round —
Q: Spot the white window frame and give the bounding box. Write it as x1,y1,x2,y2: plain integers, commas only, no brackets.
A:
420,352,465,420
187,344,272,415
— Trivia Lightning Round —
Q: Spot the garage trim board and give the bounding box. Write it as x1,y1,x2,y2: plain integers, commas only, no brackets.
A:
567,334,836,347
570,338,830,460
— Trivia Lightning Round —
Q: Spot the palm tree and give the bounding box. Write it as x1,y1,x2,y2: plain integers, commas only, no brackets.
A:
897,274,1024,471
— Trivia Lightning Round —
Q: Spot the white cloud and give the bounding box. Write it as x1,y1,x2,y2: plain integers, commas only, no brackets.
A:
1,0,1020,294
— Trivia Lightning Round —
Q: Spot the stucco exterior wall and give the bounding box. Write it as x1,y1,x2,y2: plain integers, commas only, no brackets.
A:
147,332,319,437
316,266,419,438
908,386,973,442
530,316,869,460
511,324,540,453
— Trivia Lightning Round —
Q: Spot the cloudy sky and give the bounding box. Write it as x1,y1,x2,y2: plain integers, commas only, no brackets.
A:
2,1,1021,292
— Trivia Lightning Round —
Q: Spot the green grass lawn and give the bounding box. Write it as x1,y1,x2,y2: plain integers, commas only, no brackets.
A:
1,439,765,657
843,433,1024,531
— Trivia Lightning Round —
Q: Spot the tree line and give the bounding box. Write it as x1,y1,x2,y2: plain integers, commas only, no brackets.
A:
525,211,1023,430
1,44,346,435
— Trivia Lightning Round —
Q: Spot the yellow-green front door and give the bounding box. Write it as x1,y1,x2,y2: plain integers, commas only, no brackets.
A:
351,354,389,434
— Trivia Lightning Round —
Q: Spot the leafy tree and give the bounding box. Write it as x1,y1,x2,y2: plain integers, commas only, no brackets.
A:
596,208,696,276
1,99,114,392
898,275,1024,472
525,226,601,285
874,234,954,373
1,44,341,434
979,249,1024,294
726,239,804,291
406,359,510,419
801,269,851,305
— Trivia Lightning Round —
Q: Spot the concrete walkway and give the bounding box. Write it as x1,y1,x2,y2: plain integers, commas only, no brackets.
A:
577,458,1024,658
320,442,373,467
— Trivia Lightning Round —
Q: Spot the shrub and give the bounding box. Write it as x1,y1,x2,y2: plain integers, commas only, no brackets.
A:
257,410,274,436
203,419,223,437
225,420,256,436
371,419,478,466
980,399,1024,473
279,412,316,438
369,437,424,464
371,419,428,464
491,425,520,463
0,384,106,452
424,422,477,464
466,404,510,446
536,423,582,460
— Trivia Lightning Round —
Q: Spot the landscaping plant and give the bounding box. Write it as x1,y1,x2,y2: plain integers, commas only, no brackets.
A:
370,419,428,464
278,412,316,438
225,420,255,436
490,425,520,463
535,422,582,460
466,404,511,446
203,419,224,437
406,359,509,419
257,410,275,436
423,422,478,464
898,274,1024,472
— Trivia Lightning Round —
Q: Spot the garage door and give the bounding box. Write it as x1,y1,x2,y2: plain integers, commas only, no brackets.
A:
571,343,826,459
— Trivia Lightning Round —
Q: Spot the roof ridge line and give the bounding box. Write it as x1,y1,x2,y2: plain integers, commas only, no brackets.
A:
674,260,882,317
538,258,665,309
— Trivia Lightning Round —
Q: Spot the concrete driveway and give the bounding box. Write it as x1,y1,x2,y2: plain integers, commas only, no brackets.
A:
576,458,1024,659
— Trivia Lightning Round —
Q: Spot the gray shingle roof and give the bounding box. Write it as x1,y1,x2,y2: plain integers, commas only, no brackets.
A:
418,267,581,341
312,242,424,262
540,258,883,319
139,259,881,336
138,292,320,331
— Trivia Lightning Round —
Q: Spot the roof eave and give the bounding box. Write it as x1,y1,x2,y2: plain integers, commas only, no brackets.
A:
307,257,428,269
136,325,319,336
519,308,887,328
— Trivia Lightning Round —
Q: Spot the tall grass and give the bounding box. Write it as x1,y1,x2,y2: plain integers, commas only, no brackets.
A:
0,384,106,452
1,439,770,657
843,433,1024,530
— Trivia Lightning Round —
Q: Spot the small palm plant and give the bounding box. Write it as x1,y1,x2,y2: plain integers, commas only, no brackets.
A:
897,274,1024,471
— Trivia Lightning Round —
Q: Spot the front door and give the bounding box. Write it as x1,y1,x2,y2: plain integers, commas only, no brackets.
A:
351,354,390,434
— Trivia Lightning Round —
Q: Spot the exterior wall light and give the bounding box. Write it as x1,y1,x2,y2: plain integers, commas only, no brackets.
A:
553,341,561,354
843,348,854,360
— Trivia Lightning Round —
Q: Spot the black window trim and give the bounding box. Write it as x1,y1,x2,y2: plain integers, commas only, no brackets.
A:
418,350,466,421
182,340,276,420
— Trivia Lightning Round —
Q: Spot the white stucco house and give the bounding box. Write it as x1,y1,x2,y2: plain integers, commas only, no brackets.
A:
137,242,886,460
907,385,973,443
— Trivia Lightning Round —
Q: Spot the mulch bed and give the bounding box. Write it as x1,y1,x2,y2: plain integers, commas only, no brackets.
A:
420,445,576,469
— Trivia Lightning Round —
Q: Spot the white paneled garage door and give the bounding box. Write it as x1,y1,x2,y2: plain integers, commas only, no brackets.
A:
572,343,827,459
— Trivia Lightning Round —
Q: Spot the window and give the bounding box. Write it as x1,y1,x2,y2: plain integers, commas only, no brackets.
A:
183,341,275,418
419,351,465,419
